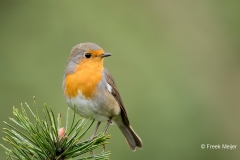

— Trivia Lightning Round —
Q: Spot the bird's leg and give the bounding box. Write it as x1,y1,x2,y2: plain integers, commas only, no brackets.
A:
103,119,112,134
89,121,101,155
101,119,112,153
90,121,101,141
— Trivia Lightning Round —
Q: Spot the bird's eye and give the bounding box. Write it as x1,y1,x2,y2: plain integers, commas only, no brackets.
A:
85,53,91,58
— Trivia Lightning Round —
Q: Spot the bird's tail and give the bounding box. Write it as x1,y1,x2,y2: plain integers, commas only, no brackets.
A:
118,124,142,151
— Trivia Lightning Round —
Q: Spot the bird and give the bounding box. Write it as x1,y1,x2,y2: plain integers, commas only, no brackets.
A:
62,42,142,150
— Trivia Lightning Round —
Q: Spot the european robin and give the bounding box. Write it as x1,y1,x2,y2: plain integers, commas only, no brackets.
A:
62,42,142,150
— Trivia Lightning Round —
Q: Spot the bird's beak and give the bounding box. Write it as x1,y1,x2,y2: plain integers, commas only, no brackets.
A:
100,53,112,58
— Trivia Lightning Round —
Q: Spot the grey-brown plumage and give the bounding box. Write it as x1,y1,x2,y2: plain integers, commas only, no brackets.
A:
104,69,142,150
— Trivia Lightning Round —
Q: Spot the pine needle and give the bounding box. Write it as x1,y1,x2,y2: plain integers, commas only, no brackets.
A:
1,100,110,160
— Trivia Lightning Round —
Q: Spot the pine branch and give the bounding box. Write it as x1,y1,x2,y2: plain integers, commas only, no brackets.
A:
0,100,110,160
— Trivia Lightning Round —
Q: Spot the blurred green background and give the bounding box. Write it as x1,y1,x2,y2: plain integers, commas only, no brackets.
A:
0,0,240,159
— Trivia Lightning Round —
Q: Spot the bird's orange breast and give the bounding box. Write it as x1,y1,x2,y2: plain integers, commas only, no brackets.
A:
64,58,104,98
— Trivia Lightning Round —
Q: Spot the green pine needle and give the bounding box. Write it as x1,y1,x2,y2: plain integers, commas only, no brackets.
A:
1,101,110,160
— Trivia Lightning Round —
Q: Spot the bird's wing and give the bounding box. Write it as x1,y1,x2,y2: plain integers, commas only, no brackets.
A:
104,68,130,125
